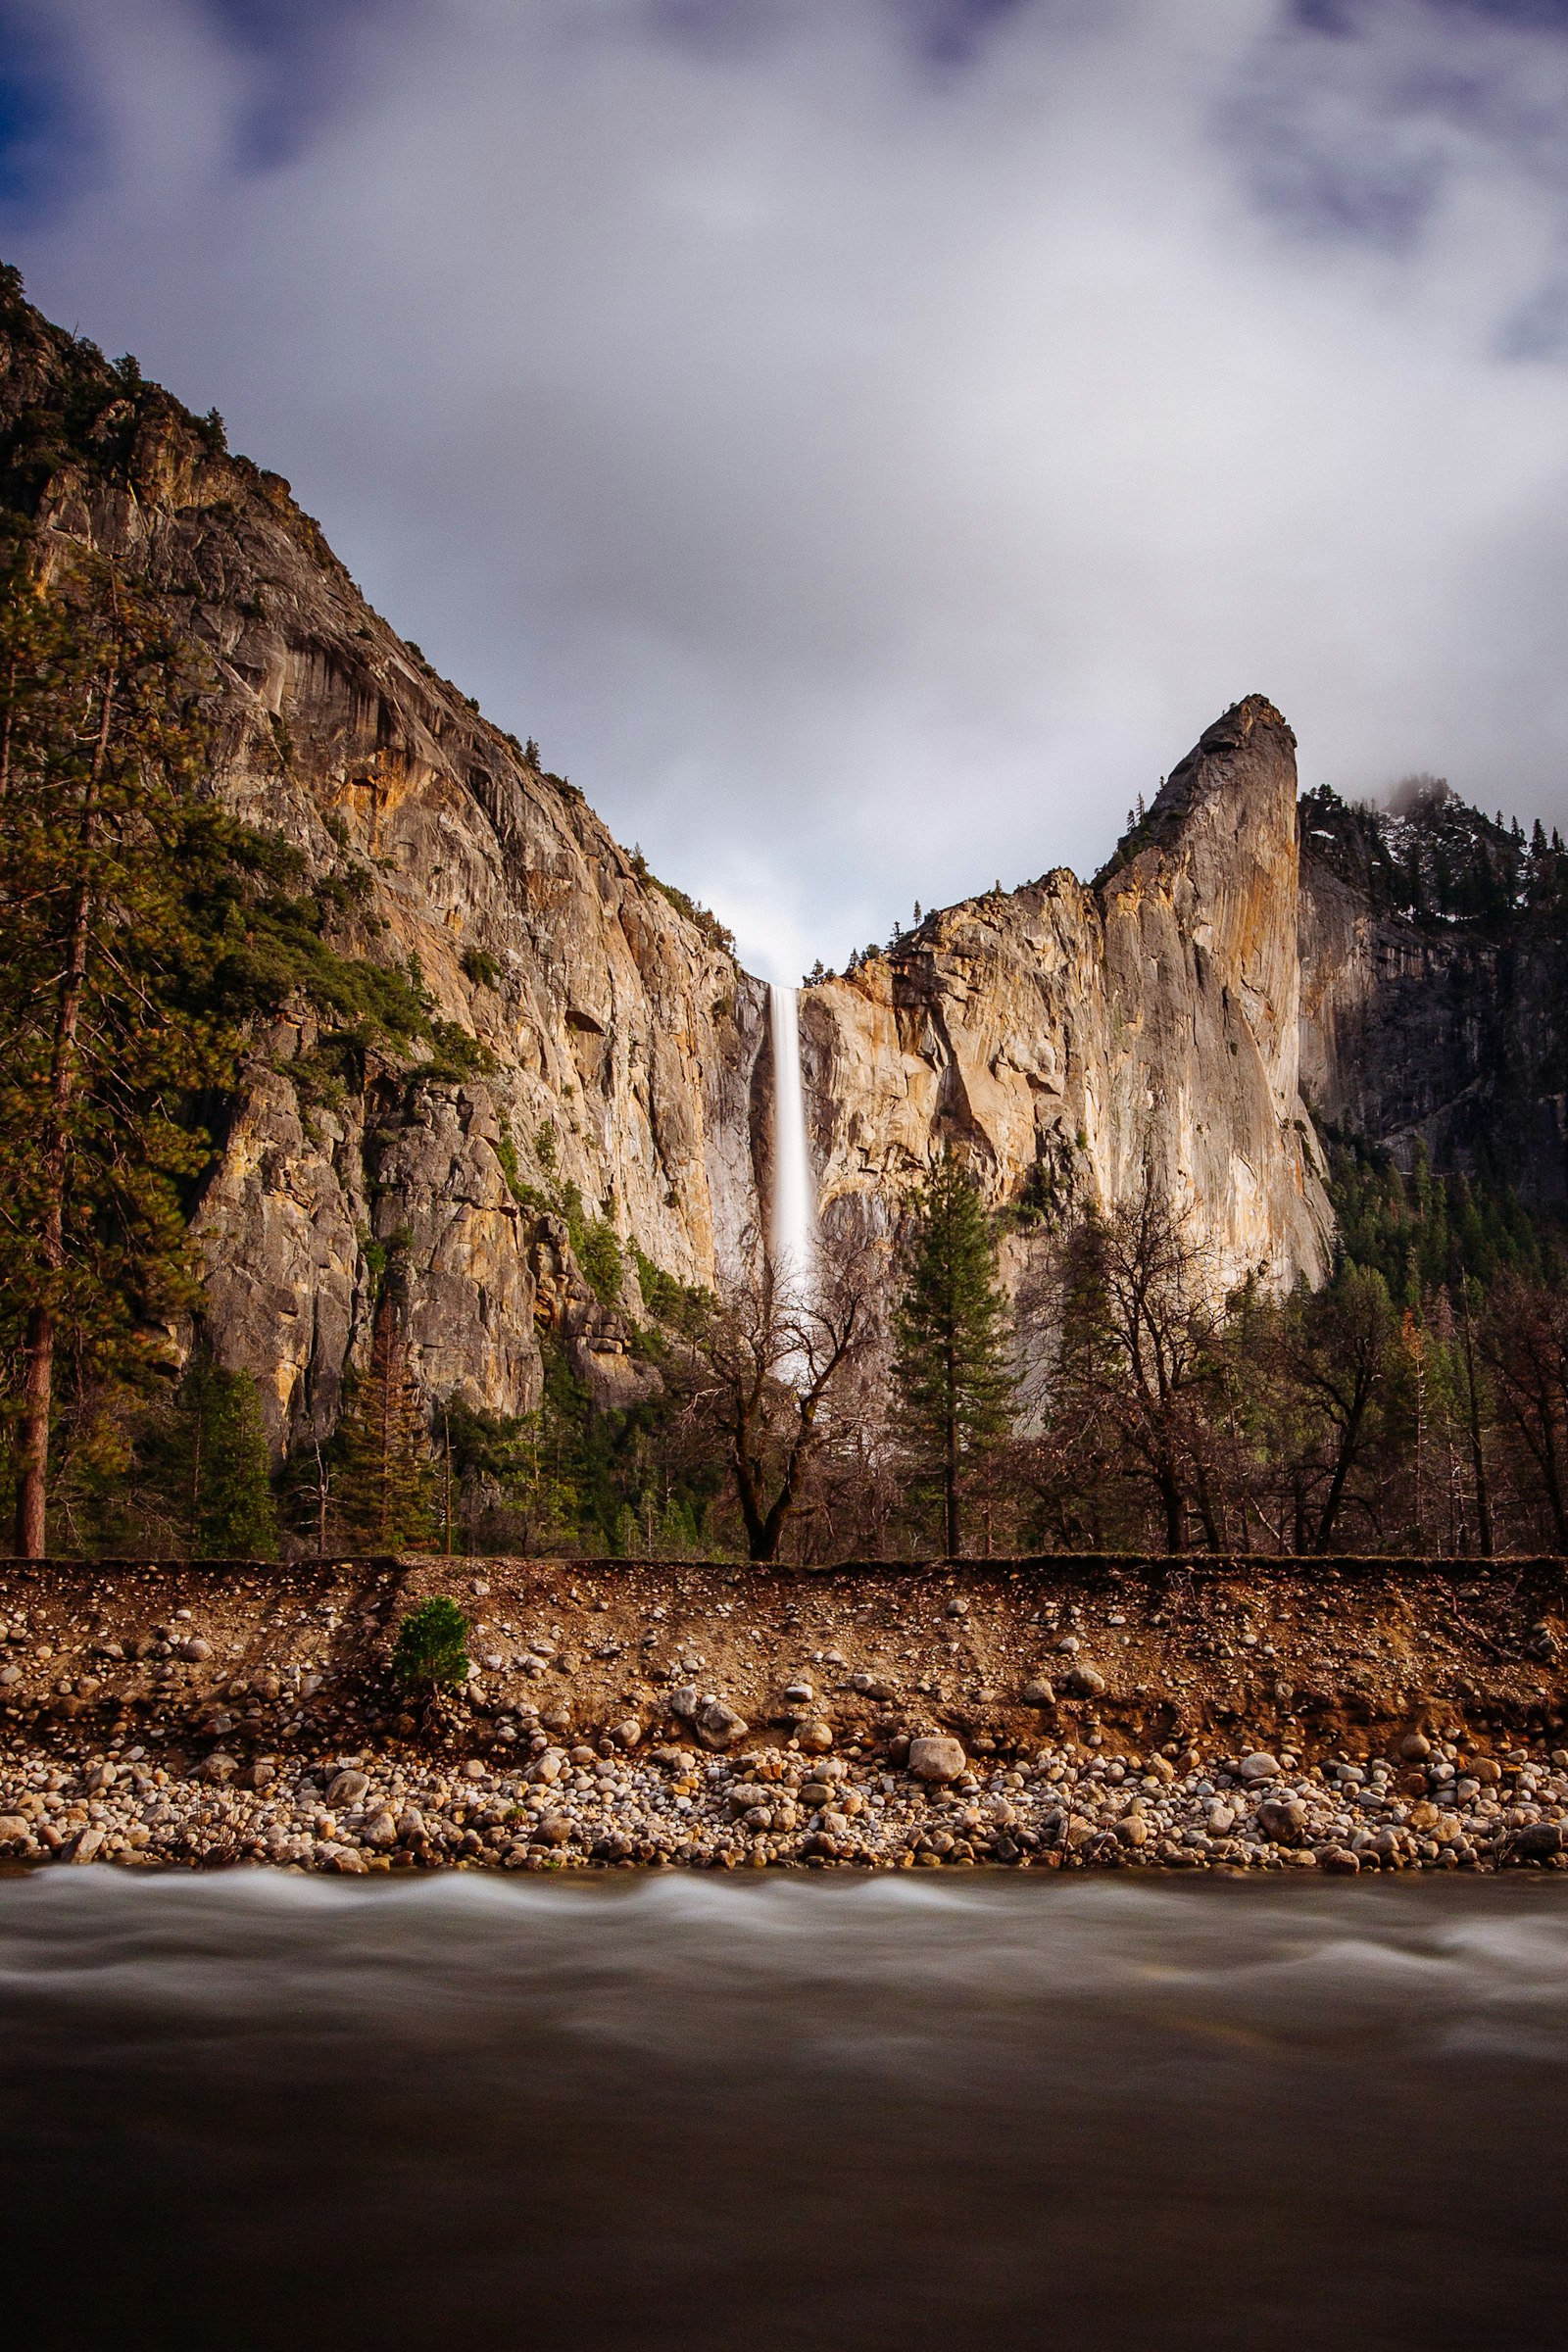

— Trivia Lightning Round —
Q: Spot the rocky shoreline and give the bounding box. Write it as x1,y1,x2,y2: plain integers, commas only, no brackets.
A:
4,1721,1567,1876
2,1553,1567,1876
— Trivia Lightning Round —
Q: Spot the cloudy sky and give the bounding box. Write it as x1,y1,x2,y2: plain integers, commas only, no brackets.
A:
5,0,1568,977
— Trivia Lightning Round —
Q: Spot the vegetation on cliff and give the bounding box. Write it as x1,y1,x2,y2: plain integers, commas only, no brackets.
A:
0,540,542,1553
1300,774,1568,931
4,259,1568,1564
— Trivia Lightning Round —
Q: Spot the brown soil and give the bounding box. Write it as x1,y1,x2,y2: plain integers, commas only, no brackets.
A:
1,1553,1565,1768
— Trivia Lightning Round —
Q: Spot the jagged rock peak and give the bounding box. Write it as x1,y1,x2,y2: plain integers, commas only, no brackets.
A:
1098,694,1297,888
805,694,1332,1301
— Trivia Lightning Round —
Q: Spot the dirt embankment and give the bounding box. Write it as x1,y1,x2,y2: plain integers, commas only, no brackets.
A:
1,1553,1564,1767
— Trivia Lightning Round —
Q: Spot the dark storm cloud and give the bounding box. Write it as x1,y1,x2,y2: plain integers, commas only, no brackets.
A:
6,0,1568,978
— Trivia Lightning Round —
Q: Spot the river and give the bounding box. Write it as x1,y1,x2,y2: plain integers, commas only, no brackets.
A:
2,1871,1565,2349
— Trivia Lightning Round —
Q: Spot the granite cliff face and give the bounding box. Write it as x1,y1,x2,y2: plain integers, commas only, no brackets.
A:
0,287,770,1453
804,699,1333,1295
0,281,1344,1460
1298,852,1568,1210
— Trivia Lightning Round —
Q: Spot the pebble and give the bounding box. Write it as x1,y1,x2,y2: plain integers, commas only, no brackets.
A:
0,1704,1561,1880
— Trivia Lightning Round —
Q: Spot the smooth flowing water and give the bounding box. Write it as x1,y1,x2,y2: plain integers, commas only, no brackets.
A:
3,1872,1567,2352
768,981,813,1290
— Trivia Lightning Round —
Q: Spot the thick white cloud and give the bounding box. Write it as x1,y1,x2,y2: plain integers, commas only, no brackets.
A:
10,0,1568,976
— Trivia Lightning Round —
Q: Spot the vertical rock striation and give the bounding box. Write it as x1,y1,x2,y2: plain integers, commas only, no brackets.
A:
804,698,1333,1294
0,278,1348,1465
1298,851,1568,1209
0,285,770,1452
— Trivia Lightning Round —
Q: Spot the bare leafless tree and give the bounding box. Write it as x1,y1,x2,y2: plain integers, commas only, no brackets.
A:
676,1231,874,1561
1481,1272,1568,1550
1045,1172,1229,1552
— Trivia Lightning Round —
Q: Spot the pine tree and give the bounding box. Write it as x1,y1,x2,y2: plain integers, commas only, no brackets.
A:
392,1595,469,1694
167,1356,279,1559
333,1299,435,1551
893,1152,1014,1556
0,541,233,1554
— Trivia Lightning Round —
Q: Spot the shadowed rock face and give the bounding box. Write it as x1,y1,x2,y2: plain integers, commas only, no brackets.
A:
0,286,1336,1458
804,698,1333,1296
1298,853,1568,1210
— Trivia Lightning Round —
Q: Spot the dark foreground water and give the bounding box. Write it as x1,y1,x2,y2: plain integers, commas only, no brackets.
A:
3,1874,1568,2352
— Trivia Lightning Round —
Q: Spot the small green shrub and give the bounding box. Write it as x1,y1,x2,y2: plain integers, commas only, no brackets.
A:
391,1596,470,1691
629,1240,708,1329
577,1217,623,1306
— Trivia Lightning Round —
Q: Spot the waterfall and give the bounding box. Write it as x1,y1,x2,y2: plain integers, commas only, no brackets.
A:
768,983,814,1293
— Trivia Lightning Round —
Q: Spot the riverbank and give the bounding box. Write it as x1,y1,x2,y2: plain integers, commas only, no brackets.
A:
1,1552,1565,1871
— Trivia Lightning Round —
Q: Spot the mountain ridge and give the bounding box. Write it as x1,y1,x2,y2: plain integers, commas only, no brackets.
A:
3,265,1557,1471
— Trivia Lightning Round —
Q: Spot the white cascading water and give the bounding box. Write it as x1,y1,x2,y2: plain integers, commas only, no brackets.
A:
768,983,815,1295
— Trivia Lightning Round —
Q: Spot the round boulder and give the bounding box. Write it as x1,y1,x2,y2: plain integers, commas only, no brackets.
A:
908,1735,967,1785
1257,1795,1308,1845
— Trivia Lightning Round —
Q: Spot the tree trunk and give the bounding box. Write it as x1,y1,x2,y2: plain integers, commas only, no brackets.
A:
945,1406,959,1558
13,652,116,1557
1157,1463,1184,1554
733,1399,771,1562
1312,1384,1369,1555
14,1302,53,1556
1539,1404,1568,1554
1460,1306,1494,1558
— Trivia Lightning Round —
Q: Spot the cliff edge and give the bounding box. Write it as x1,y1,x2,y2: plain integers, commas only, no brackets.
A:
804,696,1332,1294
